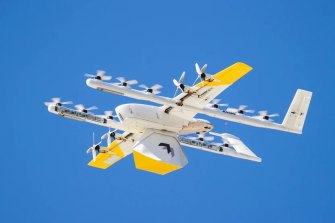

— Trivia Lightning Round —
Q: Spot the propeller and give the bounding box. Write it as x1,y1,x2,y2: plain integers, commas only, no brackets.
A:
44,98,73,107
254,110,279,121
86,132,102,162
189,132,214,142
209,132,235,149
74,104,98,113
84,70,112,81
226,105,254,115
173,71,186,97
102,111,118,120
208,99,228,109
193,63,208,85
101,129,117,145
139,84,162,94
115,77,138,87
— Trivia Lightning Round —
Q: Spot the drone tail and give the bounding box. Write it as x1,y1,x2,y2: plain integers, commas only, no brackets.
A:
281,89,312,134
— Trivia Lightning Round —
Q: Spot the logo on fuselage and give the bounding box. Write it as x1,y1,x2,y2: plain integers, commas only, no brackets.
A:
158,143,175,157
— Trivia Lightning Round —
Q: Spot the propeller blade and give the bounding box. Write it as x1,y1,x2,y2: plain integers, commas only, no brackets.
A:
62,101,73,105
96,70,106,77
104,111,113,116
92,148,97,161
218,103,229,107
52,98,61,103
268,113,279,117
239,105,248,110
86,106,98,111
101,133,107,140
151,84,162,90
173,87,179,97
116,77,126,83
258,110,268,116
126,80,138,85
204,136,214,141
195,63,201,74
179,71,186,83
44,98,73,107
212,99,221,105
139,84,148,89
84,74,96,78
75,104,85,111
201,64,207,73
192,76,200,85
173,79,179,86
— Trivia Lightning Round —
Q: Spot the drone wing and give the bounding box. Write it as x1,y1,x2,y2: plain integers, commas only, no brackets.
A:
179,132,261,162
165,62,252,119
220,133,259,159
88,132,138,169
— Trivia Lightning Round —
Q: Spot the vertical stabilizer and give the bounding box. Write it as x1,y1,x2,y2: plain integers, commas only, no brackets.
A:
282,89,312,134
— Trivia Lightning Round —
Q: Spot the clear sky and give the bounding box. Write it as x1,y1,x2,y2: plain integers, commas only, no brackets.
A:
1,0,334,222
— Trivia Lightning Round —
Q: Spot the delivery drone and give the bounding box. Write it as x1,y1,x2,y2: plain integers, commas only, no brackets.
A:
45,62,312,175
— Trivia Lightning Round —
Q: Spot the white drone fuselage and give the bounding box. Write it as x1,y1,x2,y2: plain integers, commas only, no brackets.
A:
114,103,213,134
47,103,213,135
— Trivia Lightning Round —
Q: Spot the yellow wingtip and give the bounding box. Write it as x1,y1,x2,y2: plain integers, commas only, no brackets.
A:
195,62,253,87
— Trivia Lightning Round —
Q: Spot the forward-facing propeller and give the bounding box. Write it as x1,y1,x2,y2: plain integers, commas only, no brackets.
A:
254,111,279,121
102,111,118,120
101,129,117,145
139,84,162,94
189,132,214,142
86,132,102,162
173,71,189,96
226,105,254,115
44,98,73,107
101,129,125,145
193,63,208,85
84,70,112,81
208,99,228,109
115,77,138,87
75,104,98,113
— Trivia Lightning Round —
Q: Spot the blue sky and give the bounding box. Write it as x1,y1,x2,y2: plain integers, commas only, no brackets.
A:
1,0,334,222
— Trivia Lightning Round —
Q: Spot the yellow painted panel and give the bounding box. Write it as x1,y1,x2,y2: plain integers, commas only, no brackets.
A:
133,151,181,175
195,62,252,87
107,140,125,158
88,153,115,169
88,140,125,169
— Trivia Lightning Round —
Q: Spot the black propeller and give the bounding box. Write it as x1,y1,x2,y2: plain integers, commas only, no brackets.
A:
84,70,112,81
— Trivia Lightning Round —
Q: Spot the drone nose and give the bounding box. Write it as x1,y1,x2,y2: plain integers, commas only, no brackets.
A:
48,105,56,113
86,78,93,86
